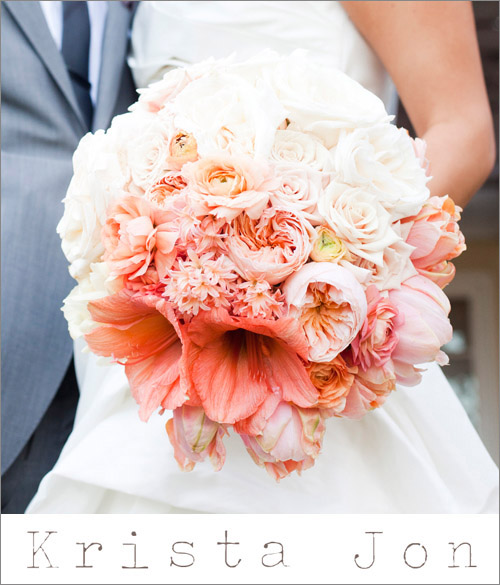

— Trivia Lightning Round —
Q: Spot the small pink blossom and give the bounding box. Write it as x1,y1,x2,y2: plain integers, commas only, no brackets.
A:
232,280,285,320
163,250,238,316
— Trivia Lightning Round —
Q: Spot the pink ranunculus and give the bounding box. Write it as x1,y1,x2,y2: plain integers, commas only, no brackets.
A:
166,405,227,472
182,308,319,424
350,285,403,371
306,355,357,414
389,275,453,385
146,172,187,208
283,262,367,363
183,154,274,221
167,131,199,170
85,290,189,420
239,401,325,481
102,195,179,281
404,195,465,288
340,362,396,419
225,207,314,286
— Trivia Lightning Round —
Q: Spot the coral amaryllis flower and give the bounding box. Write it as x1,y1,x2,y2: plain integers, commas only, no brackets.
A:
85,289,188,420
183,308,319,424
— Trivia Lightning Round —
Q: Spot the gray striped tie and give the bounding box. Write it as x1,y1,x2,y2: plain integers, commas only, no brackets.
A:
61,1,93,130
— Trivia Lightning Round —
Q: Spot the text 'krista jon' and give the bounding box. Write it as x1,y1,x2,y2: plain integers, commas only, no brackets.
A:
26,530,477,571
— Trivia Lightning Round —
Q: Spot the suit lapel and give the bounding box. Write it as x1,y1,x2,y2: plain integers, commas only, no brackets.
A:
4,0,87,133
92,2,134,131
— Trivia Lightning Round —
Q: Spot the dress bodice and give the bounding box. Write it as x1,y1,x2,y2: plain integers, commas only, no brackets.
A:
130,1,396,111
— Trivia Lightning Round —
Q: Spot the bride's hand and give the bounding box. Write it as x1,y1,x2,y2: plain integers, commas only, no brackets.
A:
342,0,495,208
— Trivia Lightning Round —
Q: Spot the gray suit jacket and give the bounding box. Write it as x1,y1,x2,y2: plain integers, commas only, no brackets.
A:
1,1,137,474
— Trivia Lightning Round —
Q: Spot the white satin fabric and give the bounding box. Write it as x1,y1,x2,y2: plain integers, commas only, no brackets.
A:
27,0,498,514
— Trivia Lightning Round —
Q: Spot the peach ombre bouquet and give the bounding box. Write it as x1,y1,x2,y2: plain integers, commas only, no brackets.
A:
58,51,465,480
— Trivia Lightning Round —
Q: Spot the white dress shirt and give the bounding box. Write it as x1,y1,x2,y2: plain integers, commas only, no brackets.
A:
40,1,108,105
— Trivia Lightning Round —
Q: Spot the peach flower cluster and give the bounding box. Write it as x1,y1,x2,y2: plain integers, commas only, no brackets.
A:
59,51,465,480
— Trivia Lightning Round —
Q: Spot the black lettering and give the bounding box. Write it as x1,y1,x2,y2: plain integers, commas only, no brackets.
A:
75,542,103,568
404,543,427,569
354,531,382,569
27,531,58,569
170,541,195,568
122,532,148,569
262,541,288,567
217,530,241,568
448,542,477,568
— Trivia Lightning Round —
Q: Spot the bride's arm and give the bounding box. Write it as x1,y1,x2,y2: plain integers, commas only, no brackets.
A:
341,0,495,208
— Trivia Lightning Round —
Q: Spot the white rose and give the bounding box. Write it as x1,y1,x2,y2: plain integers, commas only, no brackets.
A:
351,221,418,290
114,110,175,191
58,130,128,281
130,57,220,113
270,130,334,172
265,51,390,147
269,164,324,223
170,71,286,158
318,181,400,267
62,262,121,339
332,125,429,220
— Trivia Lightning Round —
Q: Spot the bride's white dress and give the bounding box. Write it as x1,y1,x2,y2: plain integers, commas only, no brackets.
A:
27,0,498,514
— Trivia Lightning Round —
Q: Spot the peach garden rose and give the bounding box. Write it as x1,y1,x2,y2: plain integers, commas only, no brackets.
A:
183,154,274,221
283,262,367,362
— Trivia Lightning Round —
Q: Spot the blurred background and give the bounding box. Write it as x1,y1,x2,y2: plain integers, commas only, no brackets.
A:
397,1,499,464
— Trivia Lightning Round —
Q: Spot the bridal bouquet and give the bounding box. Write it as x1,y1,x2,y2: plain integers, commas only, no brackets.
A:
58,51,465,480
